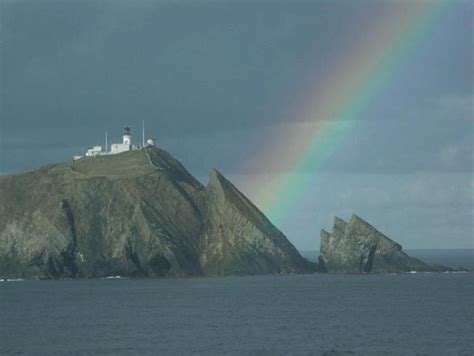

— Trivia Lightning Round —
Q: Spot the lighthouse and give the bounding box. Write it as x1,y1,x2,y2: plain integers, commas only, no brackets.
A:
75,125,151,159
110,126,140,154
122,127,132,146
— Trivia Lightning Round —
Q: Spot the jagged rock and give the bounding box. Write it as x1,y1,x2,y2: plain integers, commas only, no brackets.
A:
319,215,451,273
200,169,312,275
0,147,313,279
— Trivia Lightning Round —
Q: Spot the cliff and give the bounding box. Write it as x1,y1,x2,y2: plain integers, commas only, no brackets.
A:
0,147,313,279
319,215,452,273
201,169,310,275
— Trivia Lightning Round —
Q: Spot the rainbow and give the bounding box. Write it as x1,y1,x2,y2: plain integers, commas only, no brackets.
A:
242,0,454,224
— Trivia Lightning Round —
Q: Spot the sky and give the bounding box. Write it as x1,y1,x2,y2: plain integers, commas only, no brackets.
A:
1,0,472,250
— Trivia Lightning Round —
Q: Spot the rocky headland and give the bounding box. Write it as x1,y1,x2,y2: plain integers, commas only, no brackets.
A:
0,147,312,279
0,147,456,279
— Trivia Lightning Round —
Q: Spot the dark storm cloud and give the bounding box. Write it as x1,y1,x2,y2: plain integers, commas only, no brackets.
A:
0,0,472,176
1,0,391,135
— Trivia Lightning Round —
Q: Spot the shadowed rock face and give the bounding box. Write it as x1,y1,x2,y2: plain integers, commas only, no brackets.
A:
319,215,449,273
0,147,313,279
201,170,312,275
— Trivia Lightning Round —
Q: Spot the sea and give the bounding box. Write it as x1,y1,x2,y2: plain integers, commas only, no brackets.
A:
1,250,473,356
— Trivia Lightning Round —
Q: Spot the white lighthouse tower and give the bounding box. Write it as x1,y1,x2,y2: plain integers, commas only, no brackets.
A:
110,126,137,154
122,127,132,146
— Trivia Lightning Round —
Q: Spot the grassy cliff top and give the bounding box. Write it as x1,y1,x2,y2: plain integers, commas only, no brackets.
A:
0,147,204,197
70,149,155,178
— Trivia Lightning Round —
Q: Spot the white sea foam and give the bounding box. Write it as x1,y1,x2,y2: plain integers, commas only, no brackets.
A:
102,276,126,279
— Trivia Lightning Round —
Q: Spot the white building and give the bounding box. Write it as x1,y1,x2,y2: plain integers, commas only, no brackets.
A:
85,145,104,157
110,127,141,154
146,138,156,147
74,125,155,160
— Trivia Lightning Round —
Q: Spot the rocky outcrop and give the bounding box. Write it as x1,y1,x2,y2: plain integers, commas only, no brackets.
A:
319,215,450,273
200,170,312,275
0,147,313,279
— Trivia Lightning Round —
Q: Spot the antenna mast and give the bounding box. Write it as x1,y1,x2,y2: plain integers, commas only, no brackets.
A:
142,120,145,147
105,131,108,153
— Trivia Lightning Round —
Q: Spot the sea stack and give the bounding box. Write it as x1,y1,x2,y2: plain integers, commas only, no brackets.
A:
319,215,450,273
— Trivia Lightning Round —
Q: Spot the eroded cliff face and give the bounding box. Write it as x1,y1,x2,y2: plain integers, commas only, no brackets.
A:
319,215,446,273
0,147,313,279
200,170,312,275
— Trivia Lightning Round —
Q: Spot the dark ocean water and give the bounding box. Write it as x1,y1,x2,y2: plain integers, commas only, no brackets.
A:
1,255,473,355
